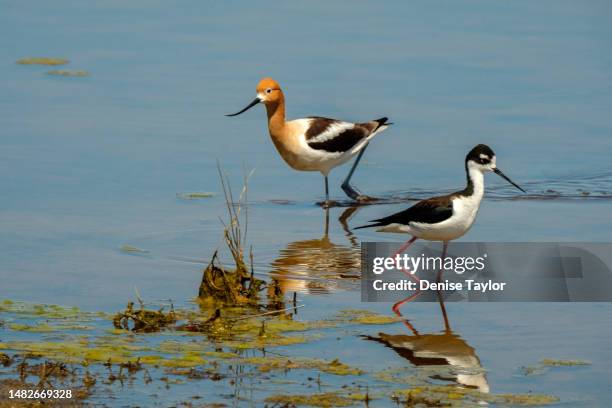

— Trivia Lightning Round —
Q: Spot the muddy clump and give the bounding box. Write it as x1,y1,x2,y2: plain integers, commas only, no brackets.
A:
113,301,176,332
198,250,264,304
198,168,266,306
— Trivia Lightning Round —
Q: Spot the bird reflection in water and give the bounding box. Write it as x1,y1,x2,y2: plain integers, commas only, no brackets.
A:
366,293,490,393
270,207,362,294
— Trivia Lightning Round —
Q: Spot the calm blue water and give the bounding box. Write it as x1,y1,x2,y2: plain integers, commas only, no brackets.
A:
1,0,612,406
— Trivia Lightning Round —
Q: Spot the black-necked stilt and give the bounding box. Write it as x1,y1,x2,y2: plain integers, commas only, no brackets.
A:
356,144,525,313
226,78,391,207
373,331,489,392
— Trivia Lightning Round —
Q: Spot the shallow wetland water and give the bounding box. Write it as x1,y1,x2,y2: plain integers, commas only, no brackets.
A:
2,1,612,406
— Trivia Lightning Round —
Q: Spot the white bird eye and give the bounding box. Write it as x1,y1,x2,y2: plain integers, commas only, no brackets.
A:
266,88,272,94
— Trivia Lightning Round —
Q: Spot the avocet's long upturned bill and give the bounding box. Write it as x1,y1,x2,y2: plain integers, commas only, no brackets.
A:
226,78,391,206
355,144,525,313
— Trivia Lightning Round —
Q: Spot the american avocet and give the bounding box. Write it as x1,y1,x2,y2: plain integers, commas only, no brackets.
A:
226,78,391,207
271,208,360,294
356,144,525,313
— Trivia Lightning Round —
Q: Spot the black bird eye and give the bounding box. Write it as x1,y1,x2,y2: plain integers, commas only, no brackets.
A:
478,157,490,164
266,88,272,94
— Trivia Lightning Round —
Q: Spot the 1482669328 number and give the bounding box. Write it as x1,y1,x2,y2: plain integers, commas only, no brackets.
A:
8,389,72,399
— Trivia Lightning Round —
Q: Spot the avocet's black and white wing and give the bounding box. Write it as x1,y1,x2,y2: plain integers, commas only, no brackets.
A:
355,195,454,230
305,117,389,154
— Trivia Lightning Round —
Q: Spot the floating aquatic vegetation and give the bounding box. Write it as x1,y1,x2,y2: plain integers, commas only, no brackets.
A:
180,306,327,349
239,356,363,376
392,385,558,407
120,244,149,254
519,365,547,376
0,340,137,365
202,351,239,359
16,57,69,66
0,295,565,407
541,358,591,366
265,392,356,407
0,299,101,320
176,192,215,199
392,388,451,407
519,358,591,377
159,352,207,368
221,332,312,349
8,323,56,333
494,393,559,406
164,367,225,381
335,309,402,325
46,70,89,77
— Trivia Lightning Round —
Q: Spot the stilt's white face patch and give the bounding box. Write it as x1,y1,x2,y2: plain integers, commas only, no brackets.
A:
469,155,497,173
484,155,497,172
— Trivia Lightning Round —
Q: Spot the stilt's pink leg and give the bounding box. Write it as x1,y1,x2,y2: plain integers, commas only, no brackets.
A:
392,236,418,257
391,237,420,285
392,291,422,316
435,242,450,331
435,241,449,283
390,237,422,320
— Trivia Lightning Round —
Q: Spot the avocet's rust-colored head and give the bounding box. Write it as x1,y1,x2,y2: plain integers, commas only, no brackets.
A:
256,77,283,104
226,77,284,117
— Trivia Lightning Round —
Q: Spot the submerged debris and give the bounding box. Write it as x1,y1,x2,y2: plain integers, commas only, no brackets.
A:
176,192,215,199
46,69,89,77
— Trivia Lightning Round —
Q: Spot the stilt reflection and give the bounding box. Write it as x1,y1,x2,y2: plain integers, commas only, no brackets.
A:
367,292,489,393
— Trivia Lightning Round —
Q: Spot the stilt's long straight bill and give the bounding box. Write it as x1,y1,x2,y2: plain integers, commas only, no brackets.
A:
493,168,525,192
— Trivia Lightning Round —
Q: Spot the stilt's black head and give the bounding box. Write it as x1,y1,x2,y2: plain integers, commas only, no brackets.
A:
466,144,495,166
465,144,525,193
